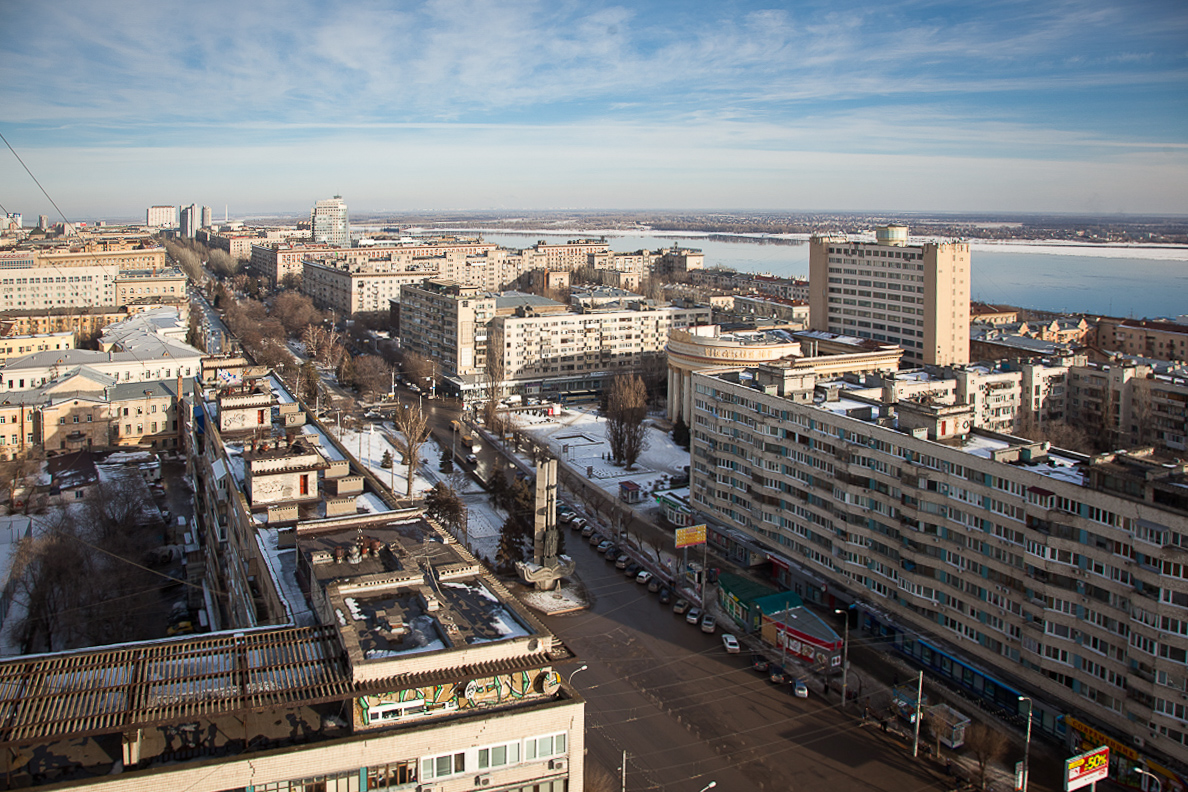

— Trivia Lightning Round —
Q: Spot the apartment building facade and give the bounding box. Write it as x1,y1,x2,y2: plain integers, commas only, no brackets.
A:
688,364,1188,777
1098,318,1188,363
0,246,166,311
310,195,350,247
810,225,971,366
400,279,497,381
1068,361,1188,451
490,299,711,398
146,205,177,228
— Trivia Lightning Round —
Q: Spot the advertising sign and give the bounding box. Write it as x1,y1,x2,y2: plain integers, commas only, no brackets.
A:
675,524,707,549
1066,745,1109,791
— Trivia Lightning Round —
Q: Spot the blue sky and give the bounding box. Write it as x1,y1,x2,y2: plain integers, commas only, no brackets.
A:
1,0,1186,219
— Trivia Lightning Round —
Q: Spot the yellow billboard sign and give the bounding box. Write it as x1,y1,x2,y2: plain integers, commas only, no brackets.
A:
675,524,707,549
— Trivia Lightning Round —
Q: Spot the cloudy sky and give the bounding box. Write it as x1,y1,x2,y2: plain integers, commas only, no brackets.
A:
1,0,1185,220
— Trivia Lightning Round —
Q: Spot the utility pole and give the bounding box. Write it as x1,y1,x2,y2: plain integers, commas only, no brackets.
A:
912,670,924,758
621,749,626,792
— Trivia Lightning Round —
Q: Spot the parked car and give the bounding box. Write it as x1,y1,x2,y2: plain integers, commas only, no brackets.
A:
465,454,478,465
605,548,620,562
596,540,612,553
558,511,575,524
685,607,703,625
572,517,587,531
721,634,740,653
615,556,630,570
793,679,810,698
646,578,662,593
700,615,717,634
580,524,595,537
769,666,790,685
750,654,770,673
588,533,603,546
658,587,672,604
635,570,653,586
624,563,641,578
672,598,690,615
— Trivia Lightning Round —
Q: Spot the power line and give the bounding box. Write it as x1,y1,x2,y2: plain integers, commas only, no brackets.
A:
0,129,72,228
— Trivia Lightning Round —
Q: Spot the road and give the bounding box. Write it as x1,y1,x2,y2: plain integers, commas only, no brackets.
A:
190,287,229,354
545,535,959,792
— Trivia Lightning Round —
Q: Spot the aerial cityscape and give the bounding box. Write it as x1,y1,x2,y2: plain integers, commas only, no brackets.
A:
0,2,1185,792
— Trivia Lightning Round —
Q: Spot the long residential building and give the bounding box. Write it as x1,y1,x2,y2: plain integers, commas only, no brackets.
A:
688,363,1188,780
0,246,166,312
810,224,971,366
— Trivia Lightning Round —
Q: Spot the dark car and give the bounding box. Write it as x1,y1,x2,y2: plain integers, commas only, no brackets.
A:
769,665,791,685
658,587,672,604
751,654,770,674
624,563,641,578
605,548,620,562
646,578,662,593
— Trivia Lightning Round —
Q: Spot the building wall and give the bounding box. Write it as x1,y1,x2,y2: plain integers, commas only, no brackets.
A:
114,269,187,308
0,332,74,365
688,368,1188,765
311,196,350,248
1098,318,1188,363
400,281,496,380
0,247,165,311
146,206,177,228
810,229,971,366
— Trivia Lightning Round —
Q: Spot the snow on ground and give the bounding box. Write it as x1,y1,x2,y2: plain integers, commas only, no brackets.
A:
518,405,691,499
518,585,588,615
331,426,434,498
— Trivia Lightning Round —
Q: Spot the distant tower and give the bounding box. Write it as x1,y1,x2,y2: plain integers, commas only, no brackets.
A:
201,206,213,229
38,215,48,231
310,195,350,247
179,204,198,238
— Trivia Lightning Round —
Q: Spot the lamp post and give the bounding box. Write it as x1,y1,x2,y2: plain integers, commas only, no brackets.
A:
567,664,588,687
697,783,717,792
834,607,850,706
1018,695,1033,792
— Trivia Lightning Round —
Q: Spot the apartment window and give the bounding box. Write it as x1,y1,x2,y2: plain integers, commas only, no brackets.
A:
421,752,465,780
525,732,567,760
72,415,79,424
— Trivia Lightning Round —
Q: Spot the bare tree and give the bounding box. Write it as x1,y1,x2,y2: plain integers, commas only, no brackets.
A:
1013,413,1096,454
390,405,431,498
272,291,322,337
606,374,649,469
354,355,394,401
964,722,1009,789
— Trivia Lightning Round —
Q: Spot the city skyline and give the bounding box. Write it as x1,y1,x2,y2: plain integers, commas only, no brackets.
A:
1,0,1186,219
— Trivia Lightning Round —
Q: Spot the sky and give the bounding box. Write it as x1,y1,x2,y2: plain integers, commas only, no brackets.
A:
1,0,1186,220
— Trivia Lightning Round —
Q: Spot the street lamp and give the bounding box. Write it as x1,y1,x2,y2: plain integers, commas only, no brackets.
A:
834,607,850,705
1018,695,1033,792
567,664,588,686
697,783,717,792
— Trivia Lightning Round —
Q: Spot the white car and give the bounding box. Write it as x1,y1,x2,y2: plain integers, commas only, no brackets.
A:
794,679,810,698
721,634,740,653
635,571,653,586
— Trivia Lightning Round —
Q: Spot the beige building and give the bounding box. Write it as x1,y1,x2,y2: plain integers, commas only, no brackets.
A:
534,239,610,270
1068,360,1188,451
665,325,902,423
810,225,971,366
731,294,811,324
303,259,438,316
1097,318,1188,363
400,279,497,383
0,330,74,365
113,267,187,308
689,365,1188,776
0,246,166,312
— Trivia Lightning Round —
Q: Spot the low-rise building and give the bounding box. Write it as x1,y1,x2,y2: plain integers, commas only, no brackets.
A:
1097,317,1188,363
0,330,74,365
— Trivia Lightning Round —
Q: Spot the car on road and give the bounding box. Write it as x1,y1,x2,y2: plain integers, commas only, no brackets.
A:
596,540,612,553
624,563,641,578
580,524,595,537
558,510,575,524
672,598,690,615
605,548,620,562
635,570,652,586
685,607,703,624
615,555,630,569
658,587,672,604
646,578,662,593
769,666,790,685
793,679,810,698
570,517,586,532
588,533,603,546
722,634,740,653
700,615,717,634
465,454,478,465
750,654,770,673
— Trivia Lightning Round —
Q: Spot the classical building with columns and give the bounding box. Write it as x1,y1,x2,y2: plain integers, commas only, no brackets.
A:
666,324,902,423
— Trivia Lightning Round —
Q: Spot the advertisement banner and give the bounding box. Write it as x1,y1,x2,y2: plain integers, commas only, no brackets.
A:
1066,745,1109,791
675,524,706,549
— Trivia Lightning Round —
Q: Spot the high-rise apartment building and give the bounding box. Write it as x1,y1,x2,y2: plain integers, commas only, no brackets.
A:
311,194,350,247
810,225,971,366
200,204,212,229
146,205,177,228
37,214,48,231
179,203,198,238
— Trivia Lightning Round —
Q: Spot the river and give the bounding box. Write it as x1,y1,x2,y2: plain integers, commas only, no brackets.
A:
465,231,1187,320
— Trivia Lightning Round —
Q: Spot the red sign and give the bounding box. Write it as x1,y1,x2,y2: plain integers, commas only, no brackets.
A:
1066,745,1109,791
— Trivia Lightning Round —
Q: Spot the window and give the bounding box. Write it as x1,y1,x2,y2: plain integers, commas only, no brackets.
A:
478,741,521,770
421,752,465,780
367,761,416,788
525,732,567,760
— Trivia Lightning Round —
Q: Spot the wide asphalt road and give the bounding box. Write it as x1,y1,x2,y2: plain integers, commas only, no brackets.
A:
544,533,958,792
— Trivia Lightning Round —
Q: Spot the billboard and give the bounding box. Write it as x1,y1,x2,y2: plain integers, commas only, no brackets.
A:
675,524,706,549
1066,745,1109,791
